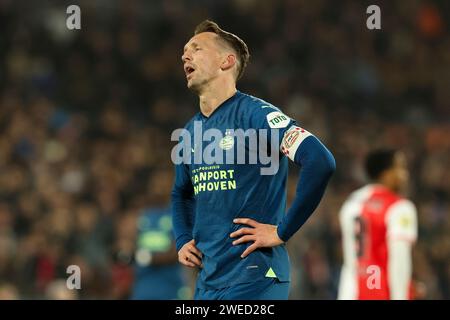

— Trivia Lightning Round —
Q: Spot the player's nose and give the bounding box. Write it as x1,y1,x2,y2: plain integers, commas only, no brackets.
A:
181,50,192,63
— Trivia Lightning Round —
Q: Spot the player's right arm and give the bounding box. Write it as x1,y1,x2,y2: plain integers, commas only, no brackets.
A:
171,161,202,268
386,199,418,300
231,103,335,257
177,239,203,268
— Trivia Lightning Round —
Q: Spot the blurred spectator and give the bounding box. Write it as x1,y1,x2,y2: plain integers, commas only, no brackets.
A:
0,0,448,299
0,283,19,300
45,279,79,300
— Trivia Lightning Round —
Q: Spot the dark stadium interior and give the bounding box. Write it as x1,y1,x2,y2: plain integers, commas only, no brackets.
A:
0,0,448,299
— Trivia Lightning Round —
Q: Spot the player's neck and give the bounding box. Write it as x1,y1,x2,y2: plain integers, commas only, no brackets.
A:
198,79,236,117
373,181,398,194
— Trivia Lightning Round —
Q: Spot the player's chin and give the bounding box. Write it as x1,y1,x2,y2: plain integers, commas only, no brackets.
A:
187,80,200,92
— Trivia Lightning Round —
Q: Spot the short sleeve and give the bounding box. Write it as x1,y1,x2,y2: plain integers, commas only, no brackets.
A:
386,199,418,243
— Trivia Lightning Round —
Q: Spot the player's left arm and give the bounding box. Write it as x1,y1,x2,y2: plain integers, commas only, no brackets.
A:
386,200,418,300
231,107,336,257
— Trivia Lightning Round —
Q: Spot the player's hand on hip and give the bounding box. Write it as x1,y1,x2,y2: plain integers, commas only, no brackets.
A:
230,218,284,258
178,239,203,268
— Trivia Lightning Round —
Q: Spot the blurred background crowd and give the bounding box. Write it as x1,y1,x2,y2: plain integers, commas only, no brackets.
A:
0,0,448,299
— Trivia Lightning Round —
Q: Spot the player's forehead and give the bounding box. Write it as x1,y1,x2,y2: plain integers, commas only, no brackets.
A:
183,32,218,51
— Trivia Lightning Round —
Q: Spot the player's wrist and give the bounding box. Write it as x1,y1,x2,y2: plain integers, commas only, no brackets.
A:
275,225,287,244
275,226,286,244
176,235,193,252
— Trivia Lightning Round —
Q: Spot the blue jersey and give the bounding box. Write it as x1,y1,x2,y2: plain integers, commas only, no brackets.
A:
173,91,298,290
131,207,186,299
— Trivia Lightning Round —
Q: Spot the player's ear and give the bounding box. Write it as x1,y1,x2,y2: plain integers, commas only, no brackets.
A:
220,54,237,72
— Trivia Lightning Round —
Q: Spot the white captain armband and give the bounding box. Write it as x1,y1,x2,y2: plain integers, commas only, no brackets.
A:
280,125,312,161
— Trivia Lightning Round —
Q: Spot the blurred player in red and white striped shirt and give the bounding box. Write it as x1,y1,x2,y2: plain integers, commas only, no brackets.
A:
338,149,418,300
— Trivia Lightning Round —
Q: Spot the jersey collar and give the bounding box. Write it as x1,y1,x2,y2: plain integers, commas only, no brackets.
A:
199,90,241,120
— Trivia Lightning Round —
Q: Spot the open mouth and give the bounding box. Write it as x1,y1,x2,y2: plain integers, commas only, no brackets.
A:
185,66,196,77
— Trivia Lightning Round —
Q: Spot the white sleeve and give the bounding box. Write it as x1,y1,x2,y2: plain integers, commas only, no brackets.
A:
388,238,413,299
386,200,418,300
386,200,418,243
338,196,364,300
338,265,357,300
